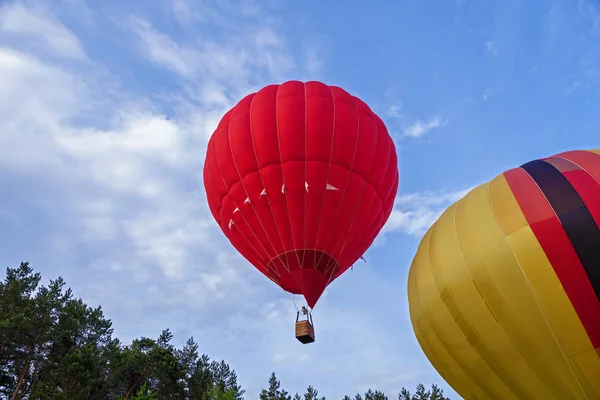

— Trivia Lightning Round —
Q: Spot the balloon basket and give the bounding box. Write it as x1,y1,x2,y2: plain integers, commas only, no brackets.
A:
295,320,315,344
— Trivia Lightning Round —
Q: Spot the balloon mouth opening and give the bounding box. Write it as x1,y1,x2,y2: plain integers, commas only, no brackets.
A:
266,249,339,308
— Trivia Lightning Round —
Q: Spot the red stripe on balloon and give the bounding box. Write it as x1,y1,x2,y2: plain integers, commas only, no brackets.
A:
544,155,600,236
504,167,600,349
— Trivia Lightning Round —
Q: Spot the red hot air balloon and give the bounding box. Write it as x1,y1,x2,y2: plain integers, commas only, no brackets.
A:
203,80,398,341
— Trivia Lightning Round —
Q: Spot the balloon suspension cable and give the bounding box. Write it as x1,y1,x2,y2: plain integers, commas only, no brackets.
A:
287,292,299,312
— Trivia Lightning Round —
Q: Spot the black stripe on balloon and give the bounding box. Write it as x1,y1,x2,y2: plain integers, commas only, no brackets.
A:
520,159,600,301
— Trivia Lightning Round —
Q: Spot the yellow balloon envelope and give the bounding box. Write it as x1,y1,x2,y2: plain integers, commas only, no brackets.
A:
408,149,600,400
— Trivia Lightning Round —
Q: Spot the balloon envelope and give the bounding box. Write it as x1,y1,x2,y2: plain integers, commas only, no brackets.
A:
203,80,398,308
408,149,600,400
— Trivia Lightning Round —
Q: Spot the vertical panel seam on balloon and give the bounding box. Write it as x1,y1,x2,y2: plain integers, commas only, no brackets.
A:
329,108,380,271
206,157,266,270
204,140,222,226
424,224,493,400
218,148,280,279
314,93,361,280
413,232,459,397
312,85,338,271
226,103,285,278
452,190,527,399
426,219,485,398
486,178,589,399
325,107,378,280
302,81,308,268
438,203,502,400
206,141,269,271
343,116,390,266
344,118,396,265
554,155,600,225
342,154,397,268
518,161,600,348
554,155,600,186
520,161,600,303
473,181,571,399
247,88,291,273
225,105,281,265
274,83,303,271
211,134,272,268
210,131,277,281
346,157,392,264
506,166,600,348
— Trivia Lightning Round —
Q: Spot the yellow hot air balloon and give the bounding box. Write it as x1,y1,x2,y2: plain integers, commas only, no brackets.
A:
407,149,600,400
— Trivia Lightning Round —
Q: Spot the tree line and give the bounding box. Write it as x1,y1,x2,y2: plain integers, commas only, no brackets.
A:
0,262,451,400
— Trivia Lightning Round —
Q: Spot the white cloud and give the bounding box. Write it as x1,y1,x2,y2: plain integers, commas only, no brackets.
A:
483,87,497,100
0,1,86,60
129,17,198,79
0,1,276,318
484,40,499,57
129,14,294,86
0,48,86,172
382,188,473,237
304,44,323,75
577,0,600,31
171,0,193,23
402,116,448,138
0,2,457,398
386,102,402,118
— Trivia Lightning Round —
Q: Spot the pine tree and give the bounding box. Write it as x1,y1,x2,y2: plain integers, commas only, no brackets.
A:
304,385,326,400
398,383,451,400
260,372,291,400
1,262,451,400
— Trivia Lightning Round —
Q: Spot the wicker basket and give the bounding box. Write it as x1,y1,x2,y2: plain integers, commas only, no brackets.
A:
295,320,315,344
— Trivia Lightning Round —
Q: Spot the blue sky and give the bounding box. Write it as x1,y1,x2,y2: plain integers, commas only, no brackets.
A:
1,0,599,398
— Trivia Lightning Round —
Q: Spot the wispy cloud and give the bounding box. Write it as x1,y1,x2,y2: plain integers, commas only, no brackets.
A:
577,0,600,31
0,1,443,398
0,2,86,60
483,87,497,100
304,43,324,75
386,102,402,119
382,188,473,237
0,0,284,336
484,40,499,57
402,116,448,138
129,14,294,87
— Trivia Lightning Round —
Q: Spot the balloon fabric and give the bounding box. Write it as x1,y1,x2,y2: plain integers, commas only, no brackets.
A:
203,80,399,309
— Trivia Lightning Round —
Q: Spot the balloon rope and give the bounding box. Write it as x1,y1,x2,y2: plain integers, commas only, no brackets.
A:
287,292,299,312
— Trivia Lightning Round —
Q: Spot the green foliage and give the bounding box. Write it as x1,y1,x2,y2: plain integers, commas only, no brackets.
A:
115,382,158,400
260,372,291,400
364,389,387,400
0,262,450,400
398,384,451,400
0,262,244,400
303,385,325,400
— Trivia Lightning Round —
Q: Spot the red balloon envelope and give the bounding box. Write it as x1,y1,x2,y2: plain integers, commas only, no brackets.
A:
203,80,398,308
